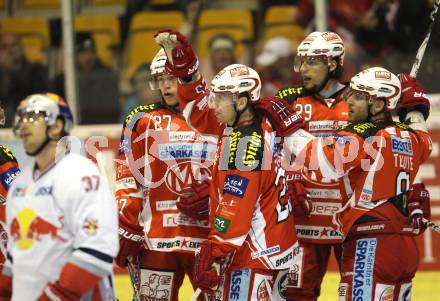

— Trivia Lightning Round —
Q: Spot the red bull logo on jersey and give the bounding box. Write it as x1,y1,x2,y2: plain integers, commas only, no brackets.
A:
10,208,65,250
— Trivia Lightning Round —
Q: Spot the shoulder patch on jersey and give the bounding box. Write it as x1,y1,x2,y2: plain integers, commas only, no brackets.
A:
0,145,17,164
277,86,305,105
123,102,162,128
338,122,379,139
227,122,264,171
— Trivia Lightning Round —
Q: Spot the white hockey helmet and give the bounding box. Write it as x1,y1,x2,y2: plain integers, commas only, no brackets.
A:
14,93,74,135
210,64,261,102
148,48,170,90
349,67,401,110
294,31,345,72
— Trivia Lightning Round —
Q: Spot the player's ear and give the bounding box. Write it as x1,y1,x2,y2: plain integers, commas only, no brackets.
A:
329,58,337,73
371,98,386,114
236,95,249,111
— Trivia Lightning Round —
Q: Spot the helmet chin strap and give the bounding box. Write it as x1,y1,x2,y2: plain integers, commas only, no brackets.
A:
26,127,57,157
230,100,251,128
305,67,332,95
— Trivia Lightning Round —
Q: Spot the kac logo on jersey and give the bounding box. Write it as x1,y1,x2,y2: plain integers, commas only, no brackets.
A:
391,137,413,155
352,238,377,301
229,269,251,300
223,175,249,198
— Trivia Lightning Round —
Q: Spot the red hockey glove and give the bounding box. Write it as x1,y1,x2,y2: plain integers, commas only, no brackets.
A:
177,179,210,220
37,281,80,301
0,273,12,301
154,29,199,78
285,171,312,218
407,183,431,235
397,73,430,121
254,96,304,137
115,219,144,267
193,240,221,294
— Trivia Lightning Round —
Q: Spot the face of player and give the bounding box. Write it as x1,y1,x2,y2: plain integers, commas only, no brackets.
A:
298,56,329,92
18,112,49,155
158,74,178,106
209,92,237,125
346,89,370,123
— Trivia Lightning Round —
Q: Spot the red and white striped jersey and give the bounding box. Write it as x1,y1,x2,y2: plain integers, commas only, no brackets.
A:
116,103,217,253
290,120,432,238
178,77,298,270
278,86,349,243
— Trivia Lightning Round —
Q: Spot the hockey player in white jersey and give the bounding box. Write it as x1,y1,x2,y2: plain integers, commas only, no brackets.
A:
0,93,119,301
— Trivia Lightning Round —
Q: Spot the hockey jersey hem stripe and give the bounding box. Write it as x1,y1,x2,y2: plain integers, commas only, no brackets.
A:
77,247,113,264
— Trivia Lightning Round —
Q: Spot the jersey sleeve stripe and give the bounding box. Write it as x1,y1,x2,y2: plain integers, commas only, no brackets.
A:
71,251,112,278
77,247,113,263
316,139,340,179
212,233,247,247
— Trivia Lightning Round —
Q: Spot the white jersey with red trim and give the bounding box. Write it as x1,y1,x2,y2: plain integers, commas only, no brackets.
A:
4,153,118,301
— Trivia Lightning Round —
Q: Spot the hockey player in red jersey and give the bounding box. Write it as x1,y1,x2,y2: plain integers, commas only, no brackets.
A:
0,93,119,301
282,67,432,300
115,49,217,300
0,101,20,281
154,29,303,301
275,31,349,301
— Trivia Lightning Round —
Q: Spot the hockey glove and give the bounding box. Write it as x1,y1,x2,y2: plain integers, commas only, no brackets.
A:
154,29,199,78
0,273,12,301
193,240,221,295
407,183,431,235
254,96,304,137
286,171,312,218
397,73,430,121
177,179,210,220
115,219,144,267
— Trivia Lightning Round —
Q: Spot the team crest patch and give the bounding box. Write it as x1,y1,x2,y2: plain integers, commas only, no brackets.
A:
140,269,174,301
82,218,99,236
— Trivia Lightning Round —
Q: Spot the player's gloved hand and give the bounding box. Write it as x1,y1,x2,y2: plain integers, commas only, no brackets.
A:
154,29,199,78
177,179,210,220
397,73,430,121
254,96,304,137
407,183,431,235
286,171,312,218
0,273,12,301
193,240,221,294
115,219,144,267
37,281,80,301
